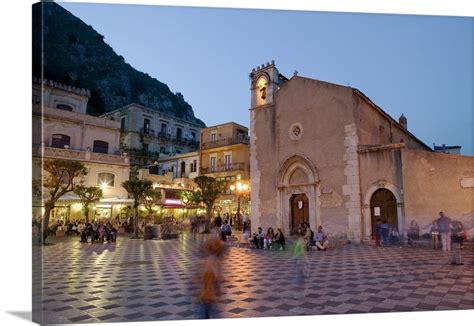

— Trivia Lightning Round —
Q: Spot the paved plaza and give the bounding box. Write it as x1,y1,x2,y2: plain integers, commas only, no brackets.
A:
33,234,473,324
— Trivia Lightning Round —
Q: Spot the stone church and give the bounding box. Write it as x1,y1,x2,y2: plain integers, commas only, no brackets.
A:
249,61,473,242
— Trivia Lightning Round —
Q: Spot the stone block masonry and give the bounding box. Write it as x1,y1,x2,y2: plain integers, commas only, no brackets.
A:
343,124,362,242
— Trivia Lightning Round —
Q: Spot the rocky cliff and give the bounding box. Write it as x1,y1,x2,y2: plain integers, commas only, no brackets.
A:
32,2,205,126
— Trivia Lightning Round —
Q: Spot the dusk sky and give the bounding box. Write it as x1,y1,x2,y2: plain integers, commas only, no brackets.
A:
61,2,473,155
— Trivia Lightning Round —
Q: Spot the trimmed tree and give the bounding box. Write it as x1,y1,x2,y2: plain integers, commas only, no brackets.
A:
180,189,202,207
142,188,162,222
122,174,154,238
192,176,225,232
33,159,87,245
73,186,103,222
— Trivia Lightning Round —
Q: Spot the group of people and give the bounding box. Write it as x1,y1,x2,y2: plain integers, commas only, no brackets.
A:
248,223,329,251
250,226,286,250
78,221,118,244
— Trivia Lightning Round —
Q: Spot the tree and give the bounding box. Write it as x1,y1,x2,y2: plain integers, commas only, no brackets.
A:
192,176,225,230
33,159,87,245
73,186,103,222
180,189,202,207
122,169,154,238
141,188,162,222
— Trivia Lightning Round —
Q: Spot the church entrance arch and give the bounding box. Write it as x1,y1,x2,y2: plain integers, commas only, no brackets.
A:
290,194,309,234
277,154,320,235
370,188,398,239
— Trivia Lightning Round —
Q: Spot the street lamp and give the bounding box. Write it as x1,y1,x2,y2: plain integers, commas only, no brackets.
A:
229,181,250,222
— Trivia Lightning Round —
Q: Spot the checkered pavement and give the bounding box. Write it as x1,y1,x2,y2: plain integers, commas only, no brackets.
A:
33,234,473,323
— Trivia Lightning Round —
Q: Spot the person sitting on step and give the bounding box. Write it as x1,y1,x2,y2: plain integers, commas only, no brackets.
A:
252,227,265,249
315,225,329,251
274,228,286,250
263,227,275,250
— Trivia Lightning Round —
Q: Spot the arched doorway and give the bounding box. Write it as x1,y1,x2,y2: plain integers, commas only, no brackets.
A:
370,188,398,239
290,194,309,234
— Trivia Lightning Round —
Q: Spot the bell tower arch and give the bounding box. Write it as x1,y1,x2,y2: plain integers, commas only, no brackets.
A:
249,60,280,108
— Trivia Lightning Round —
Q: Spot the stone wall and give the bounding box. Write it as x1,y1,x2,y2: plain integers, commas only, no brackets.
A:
402,149,474,238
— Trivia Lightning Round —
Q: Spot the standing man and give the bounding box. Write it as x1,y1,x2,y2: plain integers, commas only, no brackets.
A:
243,214,250,232
436,211,452,252
214,213,222,229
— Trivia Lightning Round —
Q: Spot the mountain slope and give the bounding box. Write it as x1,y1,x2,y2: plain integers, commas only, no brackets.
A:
32,2,205,126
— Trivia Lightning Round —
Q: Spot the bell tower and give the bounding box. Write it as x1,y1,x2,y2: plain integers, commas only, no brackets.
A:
250,60,280,108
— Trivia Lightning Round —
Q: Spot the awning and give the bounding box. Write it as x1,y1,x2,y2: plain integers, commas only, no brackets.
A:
56,194,134,205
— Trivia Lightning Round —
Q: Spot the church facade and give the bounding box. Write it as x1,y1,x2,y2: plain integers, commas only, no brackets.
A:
249,62,473,242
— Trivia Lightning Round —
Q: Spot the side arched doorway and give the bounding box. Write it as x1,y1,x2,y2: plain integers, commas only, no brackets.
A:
370,188,398,239
290,194,309,234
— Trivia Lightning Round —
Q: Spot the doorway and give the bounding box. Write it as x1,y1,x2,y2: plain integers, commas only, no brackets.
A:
370,188,398,239
290,193,309,234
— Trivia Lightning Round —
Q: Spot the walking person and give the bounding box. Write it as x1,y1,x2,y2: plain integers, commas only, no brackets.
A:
242,214,250,232
430,220,439,249
375,218,382,246
380,220,390,246
220,220,231,242
450,221,464,265
195,235,224,319
436,211,452,251
292,232,309,297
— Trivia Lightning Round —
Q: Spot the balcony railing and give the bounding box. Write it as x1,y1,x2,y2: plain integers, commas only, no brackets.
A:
32,145,129,165
200,162,248,174
140,128,155,135
201,135,250,150
135,130,200,149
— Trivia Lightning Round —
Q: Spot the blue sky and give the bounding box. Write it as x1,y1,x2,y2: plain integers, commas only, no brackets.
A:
61,2,473,155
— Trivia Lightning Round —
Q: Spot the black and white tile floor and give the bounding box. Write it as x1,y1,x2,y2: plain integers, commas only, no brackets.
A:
33,235,473,324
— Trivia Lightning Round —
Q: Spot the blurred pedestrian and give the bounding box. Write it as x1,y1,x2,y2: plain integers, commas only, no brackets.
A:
375,218,382,246
430,220,439,249
293,232,309,297
450,221,464,265
195,236,224,319
380,220,390,246
436,212,452,251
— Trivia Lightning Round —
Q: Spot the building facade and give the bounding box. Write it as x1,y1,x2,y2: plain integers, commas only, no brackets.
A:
249,62,474,241
200,123,251,217
100,104,202,166
32,78,132,223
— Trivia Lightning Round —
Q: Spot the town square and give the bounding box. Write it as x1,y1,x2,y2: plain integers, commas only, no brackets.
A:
34,234,473,324
16,0,474,324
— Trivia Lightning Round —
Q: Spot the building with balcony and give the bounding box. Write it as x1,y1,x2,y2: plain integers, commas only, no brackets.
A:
32,78,132,223
199,122,251,217
138,155,204,220
100,103,203,166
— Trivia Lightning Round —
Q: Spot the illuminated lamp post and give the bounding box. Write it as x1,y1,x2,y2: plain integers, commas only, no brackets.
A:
229,181,250,221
